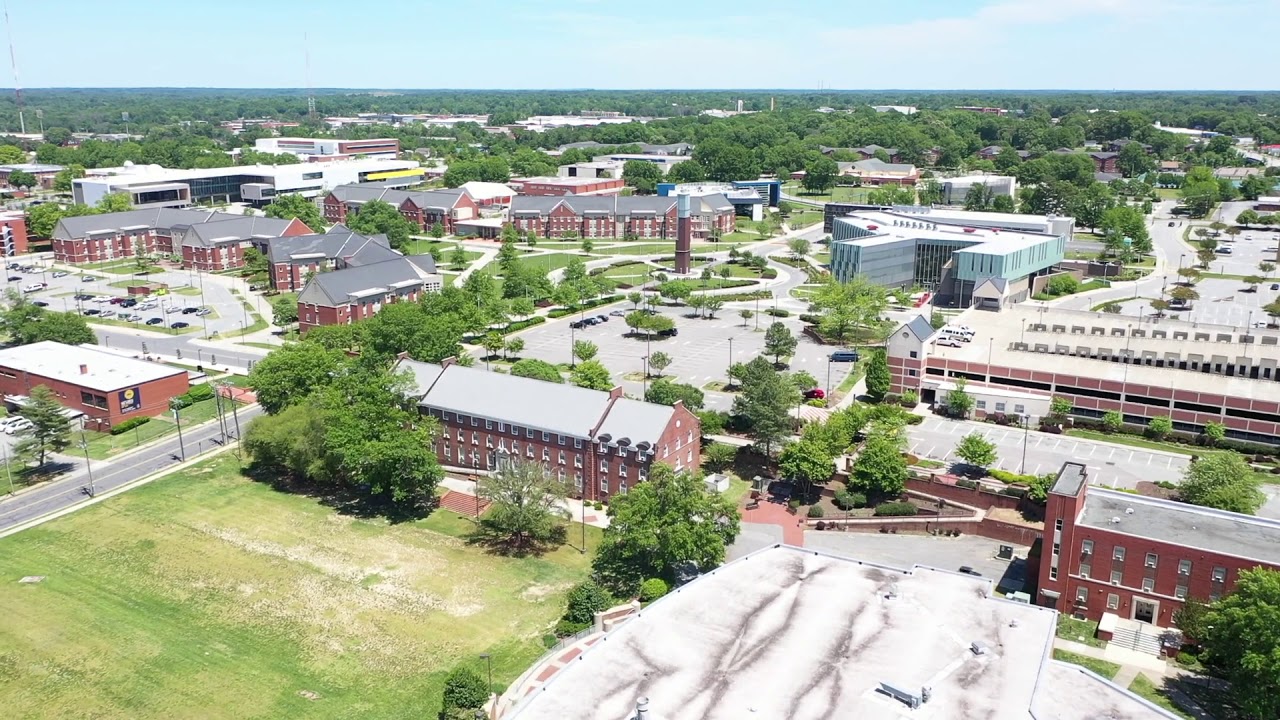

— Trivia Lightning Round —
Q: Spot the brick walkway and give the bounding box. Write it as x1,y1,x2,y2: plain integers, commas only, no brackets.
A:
741,499,806,546
438,489,490,516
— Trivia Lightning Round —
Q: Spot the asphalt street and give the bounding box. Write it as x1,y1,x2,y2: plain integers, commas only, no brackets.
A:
906,415,1188,488
0,404,263,534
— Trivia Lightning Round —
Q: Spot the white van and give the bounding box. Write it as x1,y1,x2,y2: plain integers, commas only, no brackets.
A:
21,282,45,293
939,327,973,342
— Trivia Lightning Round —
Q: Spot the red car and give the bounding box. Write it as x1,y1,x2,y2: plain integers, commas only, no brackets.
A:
804,388,825,400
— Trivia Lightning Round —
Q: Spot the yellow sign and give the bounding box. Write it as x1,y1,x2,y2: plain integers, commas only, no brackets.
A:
366,168,425,181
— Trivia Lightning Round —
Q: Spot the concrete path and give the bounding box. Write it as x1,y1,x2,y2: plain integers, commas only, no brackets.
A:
437,473,610,528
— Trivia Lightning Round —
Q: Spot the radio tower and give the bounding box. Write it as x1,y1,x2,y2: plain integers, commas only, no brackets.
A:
3,1,23,134
304,32,316,120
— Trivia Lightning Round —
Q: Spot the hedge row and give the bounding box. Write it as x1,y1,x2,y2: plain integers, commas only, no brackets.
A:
711,290,773,302
170,383,214,409
547,295,623,318
1071,417,1279,458
874,502,919,517
110,416,151,435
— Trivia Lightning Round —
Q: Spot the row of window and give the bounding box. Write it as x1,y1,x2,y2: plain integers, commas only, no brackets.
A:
974,400,1027,415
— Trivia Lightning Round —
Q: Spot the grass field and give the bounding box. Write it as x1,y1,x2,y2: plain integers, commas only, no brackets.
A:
79,396,244,460
1056,615,1105,648
787,209,823,227
1127,675,1193,720
512,253,588,274
0,454,602,719
1051,649,1121,679
402,239,484,264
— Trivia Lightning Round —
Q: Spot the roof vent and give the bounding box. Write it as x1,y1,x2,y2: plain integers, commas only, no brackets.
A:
617,437,631,446
635,440,651,451
634,697,650,720
963,227,976,233
597,433,612,444
867,224,878,231
1111,516,1122,524
970,641,989,655
1125,507,1135,515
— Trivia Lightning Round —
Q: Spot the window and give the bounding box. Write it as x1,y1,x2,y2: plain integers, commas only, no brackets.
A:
687,431,693,444
456,429,464,441
499,438,507,451
486,436,493,448
976,400,987,410
574,472,583,489
1055,518,1063,531
526,445,534,458
1175,584,1188,600
1052,542,1060,557
485,420,493,430
558,434,565,446
909,350,918,359
558,451,566,465
1113,547,1125,561
499,422,507,433
542,432,550,442
1075,587,1089,604
526,428,533,438
619,482,628,494
512,441,520,456
556,469,565,482
542,448,550,461
1141,577,1155,593
1110,570,1122,585
80,391,108,410
1178,560,1192,576
1014,404,1025,414
600,459,608,472
908,369,918,377
663,445,669,458
471,416,478,427
443,446,451,460
1211,566,1227,582
1144,553,1158,569
617,445,626,456
1080,563,1091,579
1049,567,1058,580
687,450,693,463
995,402,1006,412
619,464,627,478
574,454,582,468
574,438,582,449
600,478,608,492
1082,540,1093,555
471,432,479,445
1106,593,1120,610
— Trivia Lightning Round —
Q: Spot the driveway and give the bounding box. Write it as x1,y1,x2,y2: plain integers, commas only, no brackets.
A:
907,415,1188,488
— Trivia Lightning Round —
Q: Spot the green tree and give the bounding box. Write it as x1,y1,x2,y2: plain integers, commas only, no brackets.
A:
849,424,908,497
247,342,347,414
1050,396,1073,419
644,378,704,410
95,192,133,213
1045,274,1080,296
702,442,737,470
269,296,298,325
1068,182,1115,231
570,359,612,391
572,340,598,363
1102,410,1124,432
478,459,570,551
7,170,36,189
1116,142,1154,177
1203,421,1226,447
563,580,612,624
509,296,535,319
731,356,798,455
26,203,65,238
778,438,836,495
763,321,797,365
657,279,692,305
440,666,489,715
0,295,96,346
801,156,839,194
242,402,327,480
646,350,671,377
1244,275,1265,291
510,358,563,384
52,164,86,192
954,432,998,474
0,145,25,164
738,308,753,327
591,464,740,594
1179,453,1264,515
504,337,525,359
945,377,974,418
1177,267,1201,284
480,331,504,360
1201,569,1280,720
865,350,891,402
13,385,73,467
621,160,663,195
346,199,417,250
428,221,445,239
262,193,324,232
787,237,811,257
963,182,993,211
1170,285,1199,304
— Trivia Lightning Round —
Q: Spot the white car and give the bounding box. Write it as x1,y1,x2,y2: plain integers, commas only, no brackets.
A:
4,417,32,435
21,282,45,293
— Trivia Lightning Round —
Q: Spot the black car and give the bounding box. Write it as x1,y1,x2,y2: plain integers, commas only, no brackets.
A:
181,307,200,315
958,566,982,577
1272,284,1279,291
6,275,19,282
170,321,190,329
119,298,138,308
32,301,48,307
570,320,587,329
657,327,678,337
145,317,164,326
83,308,101,316
73,293,94,301
595,314,608,322
5,263,17,270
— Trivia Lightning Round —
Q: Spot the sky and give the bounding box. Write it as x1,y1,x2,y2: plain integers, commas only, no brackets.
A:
9,0,1278,90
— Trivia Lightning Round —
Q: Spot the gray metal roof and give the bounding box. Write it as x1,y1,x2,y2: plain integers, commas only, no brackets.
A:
1079,488,1280,566
180,215,300,247
327,184,467,211
53,208,221,240
264,224,397,265
595,397,678,447
508,195,678,218
297,256,440,306
393,358,447,398
851,158,916,174
903,315,937,343
422,363,613,439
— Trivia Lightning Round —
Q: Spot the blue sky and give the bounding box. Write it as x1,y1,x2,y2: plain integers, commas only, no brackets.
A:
11,0,1277,89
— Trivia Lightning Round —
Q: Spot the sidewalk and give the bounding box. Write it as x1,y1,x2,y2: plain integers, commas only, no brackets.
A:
438,473,610,528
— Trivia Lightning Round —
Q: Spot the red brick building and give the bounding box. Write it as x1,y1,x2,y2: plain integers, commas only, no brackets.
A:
887,307,1280,446
0,163,64,190
51,208,310,269
0,210,29,256
297,254,442,333
1088,152,1120,174
261,224,398,292
511,176,626,197
1039,462,1280,630
322,185,478,233
397,358,701,502
0,341,190,431
509,194,735,240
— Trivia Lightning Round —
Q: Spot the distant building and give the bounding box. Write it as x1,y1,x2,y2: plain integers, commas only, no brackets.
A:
821,144,899,162
836,159,919,186
590,153,690,174
509,176,626,197
0,341,190,431
254,137,400,161
938,175,1017,206
51,209,312,270
557,160,624,180
657,182,767,221
870,104,918,114
322,184,478,233
261,224,398,292
397,357,700,500
1088,152,1120,174
1040,462,1280,629
509,194,735,240
0,210,29,256
1255,196,1280,212
0,163,64,190
558,141,691,156
457,181,515,207
956,105,1009,115
297,253,442,333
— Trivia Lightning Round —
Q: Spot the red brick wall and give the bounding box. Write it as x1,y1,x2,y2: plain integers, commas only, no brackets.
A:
520,178,625,196
1,216,29,254
0,366,189,430
183,243,244,272
322,194,348,223
54,230,160,264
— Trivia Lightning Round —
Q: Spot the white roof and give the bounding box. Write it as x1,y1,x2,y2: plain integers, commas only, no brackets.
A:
0,341,186,393
79,157,419,185
459,181,515,200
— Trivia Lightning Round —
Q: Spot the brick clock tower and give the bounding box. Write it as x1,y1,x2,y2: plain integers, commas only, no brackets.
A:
674,193,692,274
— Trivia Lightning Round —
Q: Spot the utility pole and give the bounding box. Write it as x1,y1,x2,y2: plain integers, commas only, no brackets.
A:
2,438,13,494
78,428,95,497
172,400,186,461
228,389,243,459
213,383,228,443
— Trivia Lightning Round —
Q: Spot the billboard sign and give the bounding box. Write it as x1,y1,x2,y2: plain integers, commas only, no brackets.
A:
119,387,142,414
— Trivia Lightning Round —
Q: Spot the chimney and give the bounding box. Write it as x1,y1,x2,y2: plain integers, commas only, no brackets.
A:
635,697,650,720
674,194,692,275
79,364,88,375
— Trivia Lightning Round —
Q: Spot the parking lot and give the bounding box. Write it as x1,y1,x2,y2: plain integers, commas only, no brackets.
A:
1199,227,1280,277
509,301,857,410
1112,276,1280,328
907,415,1189,488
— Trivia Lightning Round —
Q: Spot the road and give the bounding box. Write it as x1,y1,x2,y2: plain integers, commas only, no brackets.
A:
0,404,263,534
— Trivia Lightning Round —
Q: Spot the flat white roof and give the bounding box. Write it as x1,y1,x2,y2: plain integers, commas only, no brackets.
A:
0,341,185,393
508,545,1172,720
836,211,1054,254
79,158,419,186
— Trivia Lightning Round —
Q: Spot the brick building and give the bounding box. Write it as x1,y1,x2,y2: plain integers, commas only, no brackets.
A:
322,184,478,233
0,163,64,190
260,224,398,292
1039,462,1280,629
1088,152,1120,174
508,194,735,240
254,137,400,161
397,358,701,502
888,305,1280,445
0,210,29,256
51,208,311,269
510,176,626,197
0,341,190,431
296,254,442,333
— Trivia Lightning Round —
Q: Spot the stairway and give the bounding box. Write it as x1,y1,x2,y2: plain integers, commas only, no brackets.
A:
1110,623,1164,656
439,489,490,516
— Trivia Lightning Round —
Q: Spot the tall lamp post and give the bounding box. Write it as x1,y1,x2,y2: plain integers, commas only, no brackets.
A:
78,428,95,497
727,337,734,384
1020,414,1031,475
479,653,495,720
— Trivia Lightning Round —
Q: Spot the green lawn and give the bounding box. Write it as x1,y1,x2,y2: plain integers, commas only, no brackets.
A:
1056,615,1105,648
1065,429,1197,456
402,239,483,263
1051,649,1121,679
708,262,765,279
513,253,589,274
788,210,823,227
1127,675,1194,720
78,396,244,460
0,453,602,719
602,243,676,256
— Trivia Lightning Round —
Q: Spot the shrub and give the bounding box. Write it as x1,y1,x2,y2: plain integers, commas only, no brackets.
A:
1175,652,1198,667
765,308,790,317
501,316,546,334
787,498,800,511
1155,480,1178,489
956,479,979,489
185,383,215,402
547,295,623,318
834,490,867,510
554,618,591,637
990,468,1038,485
541,633,558,649
904,414,924,425
110,416,151,435
639,578,670,602
441,666,489,713
807,505,825,518
564,580,611,624
900,390,919,406
874,502,919,517
593,501,603,510
761,268,778,279
799,313,821,324
695,409,728,435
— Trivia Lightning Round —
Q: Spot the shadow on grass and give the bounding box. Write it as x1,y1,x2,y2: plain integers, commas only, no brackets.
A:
241,463,437,524
464,521,565,559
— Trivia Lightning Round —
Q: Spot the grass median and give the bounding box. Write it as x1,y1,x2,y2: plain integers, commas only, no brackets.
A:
0,453,602,719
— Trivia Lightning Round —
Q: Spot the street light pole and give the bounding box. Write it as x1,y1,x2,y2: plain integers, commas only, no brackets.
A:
479,653,494,720
78,428,95,497
172,400,187,462
727,337,733,383
1020,414,1030,474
